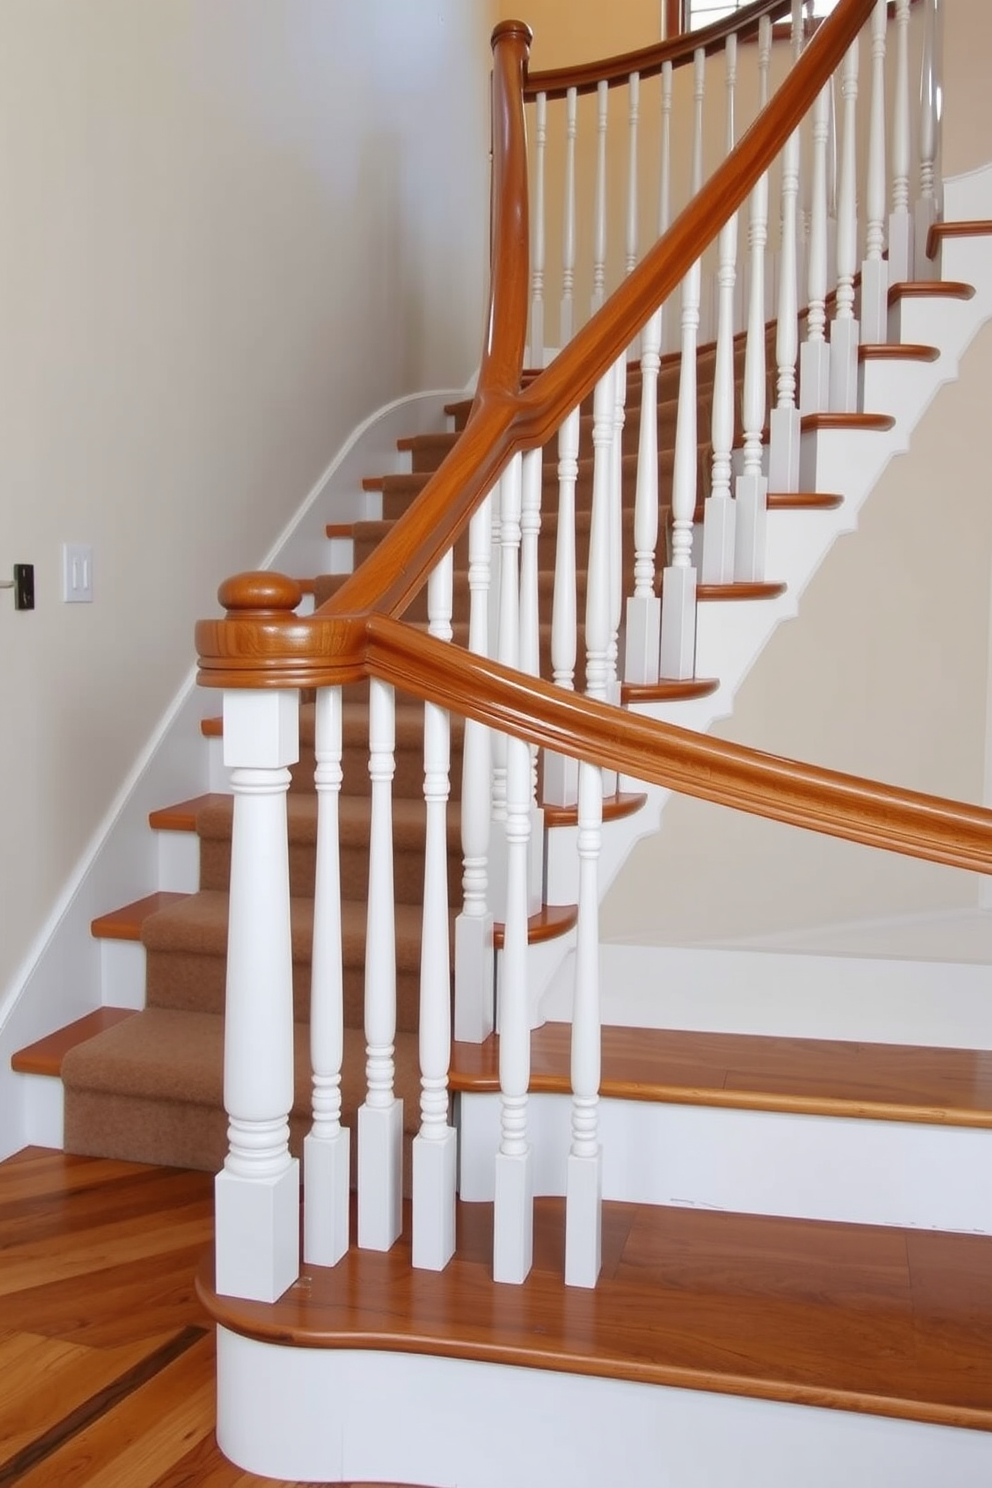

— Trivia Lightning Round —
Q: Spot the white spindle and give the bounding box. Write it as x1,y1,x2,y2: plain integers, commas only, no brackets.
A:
561,87,578,347
916,0,943,277
801,83,832,415
520,448,546,912
564,759,603,1290
304,684,349,1269
413,560,456,1272
888,0,913,284
545,409,580,806
585,368,614,702
768,114,801,492
488,459,522,921
829,38,860,413
691,49,709,340
703,34,739,581
358,677,402,1252
624,307,663,677
658,61,674,352
591,79,609,315
216,687,300,1303
735,16,772,584
455,496,495,1043
861,0,889,344
659,252,700,677
531,92,547,367
493,729,534,1284
626,72,640,276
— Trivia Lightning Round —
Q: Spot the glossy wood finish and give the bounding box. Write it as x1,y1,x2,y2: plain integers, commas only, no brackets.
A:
542,790,647,829
695,580,788,601
888,279,976,305
858,341,940,363
492,903,579,951
0,1148,413,1487
620,675,720,704
766,490,844,509
799,411,897,434
90,892,189,943
12,1009,136,1078
926,219,992,260
201,1189,992,1433
449,1022,992,1128
148,794,225,833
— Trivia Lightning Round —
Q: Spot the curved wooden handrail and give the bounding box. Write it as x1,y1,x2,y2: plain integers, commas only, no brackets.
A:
525,0,795,100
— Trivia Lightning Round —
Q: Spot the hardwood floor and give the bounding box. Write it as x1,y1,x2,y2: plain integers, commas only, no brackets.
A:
0,1147,416,1487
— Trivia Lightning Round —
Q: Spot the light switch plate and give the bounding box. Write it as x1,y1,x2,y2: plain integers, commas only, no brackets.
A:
63,543,93,603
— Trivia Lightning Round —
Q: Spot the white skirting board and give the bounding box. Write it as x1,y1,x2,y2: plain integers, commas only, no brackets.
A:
216,1328,992,1488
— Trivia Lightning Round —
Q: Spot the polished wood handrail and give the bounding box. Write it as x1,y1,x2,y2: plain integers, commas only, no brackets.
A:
524,0,796,100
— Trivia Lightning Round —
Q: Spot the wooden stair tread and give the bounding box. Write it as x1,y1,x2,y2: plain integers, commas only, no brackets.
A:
542,791,647,828
449,1022,992,1128
148,794,227,833
90,892,189,942
11,1008,137,1077
766,490,844,510
492,904,579,950
859,341,940,363
888,278,975,304
695,580,787,601
927,218,992,259
800,411,896,434
198,1194,992,1430
621,675,720,704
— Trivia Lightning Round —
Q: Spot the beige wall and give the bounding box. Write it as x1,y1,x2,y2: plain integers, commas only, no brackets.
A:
0,0,495,998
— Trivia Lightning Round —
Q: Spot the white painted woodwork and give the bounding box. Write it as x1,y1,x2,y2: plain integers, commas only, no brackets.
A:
561,87,578,347
493,733,534,1284
489,457,522,922
625,71,640,280
215,688,300,1304
801,83,832,415
608,352,627,707
660,249,700,677
546,407,581,805
702,34,738,581
888,0,913,283
624,307,663,678
564,760,603,1290
520,448,546,914
915,0,943,277
413,558,456,1272
358,678,403,1252
304,684,350,1268
531,91,547,367
658,60,673,240
829,39,860,413
591,79,608,316
585,367,615,703
861,0,890,345
768,100,801,493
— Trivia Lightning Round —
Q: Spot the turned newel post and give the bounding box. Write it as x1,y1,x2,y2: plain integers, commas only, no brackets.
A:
211,572,303,1304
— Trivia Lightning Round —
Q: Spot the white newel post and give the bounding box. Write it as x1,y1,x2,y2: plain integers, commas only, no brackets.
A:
915,0,943,278
545,408,581,805
304,684,350,1268
413,556,456,1271
216,686,300,1304
829,37,860,413
801,83,832,416
493,729,534,1285
564,759,603,1290
861,0,889,345
702,33,738,582
735,16,771,581
531,91,547,367
561,87,578,348
358,678,403,1252
591,79,609,317
888,0,913,284
455,494,495,1043
625,306,663,675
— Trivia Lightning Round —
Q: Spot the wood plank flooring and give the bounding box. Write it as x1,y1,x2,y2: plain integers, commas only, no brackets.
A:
0,1147,418,1487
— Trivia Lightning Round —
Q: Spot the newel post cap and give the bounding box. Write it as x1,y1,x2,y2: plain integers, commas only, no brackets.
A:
217,571,303,617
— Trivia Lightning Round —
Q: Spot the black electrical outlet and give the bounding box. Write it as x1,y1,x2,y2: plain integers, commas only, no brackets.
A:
14,563,35,611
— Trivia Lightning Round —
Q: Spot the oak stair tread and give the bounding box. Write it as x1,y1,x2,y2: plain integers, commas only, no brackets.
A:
11,1008,138,1077
90,892,189,942
198,1193,992,1431
449,1022,992,1128
542,790,648,828
888,278,975,304
620,675,721,704
927,218,992,258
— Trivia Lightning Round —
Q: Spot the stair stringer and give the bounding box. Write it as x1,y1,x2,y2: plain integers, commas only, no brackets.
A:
1,388,464,1162
526,176,992,1029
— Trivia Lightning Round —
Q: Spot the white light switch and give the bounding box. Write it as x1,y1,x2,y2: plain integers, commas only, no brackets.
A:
63,543,94,603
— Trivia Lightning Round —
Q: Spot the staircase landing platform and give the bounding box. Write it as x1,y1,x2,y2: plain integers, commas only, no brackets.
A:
199,1194,992,1433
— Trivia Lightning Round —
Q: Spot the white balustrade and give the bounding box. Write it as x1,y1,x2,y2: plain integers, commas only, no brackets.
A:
888,0,913,284
358,677,403,1252
545,410,581,806
916,0,943,278
489,459,522,922
625,307,663,676
564,759,603,1290
801,83,832,415
586,367,615,701
531,91,547,367
561,87,578,347
829,37,860,413
455,495,495,1043
413,558,456,1272
216,688,300,1303
592,79,609,316
520,448,546,910
660,251,700,677
861,0,889,345
304,685,349,1268
769,6,802,495
658,61,674,350
703,34,739,580
626,71,641,278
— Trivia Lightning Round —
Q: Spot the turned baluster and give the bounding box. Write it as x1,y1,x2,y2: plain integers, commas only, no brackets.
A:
413,557,456,1272
455,494,495,1042
658,61,674,351
358,677,402,1252
520,448,546,910
660,251,700,677
213,574,302,1304
531,91,547,367
768,6,802,495
565,759,603,1289
624,306,663,678
915,0,943,278
801,82,832,415
585,367,614,704
591,79,609,316
561,87,578,347
861,0,889,345
829,38,860,413
888,0,913,283
545,408,581,806
304,683,349,1268
625,72,641,352
702,33,739,582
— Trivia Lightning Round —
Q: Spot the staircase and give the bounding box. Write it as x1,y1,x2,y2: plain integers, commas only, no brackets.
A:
9,2,992,1484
